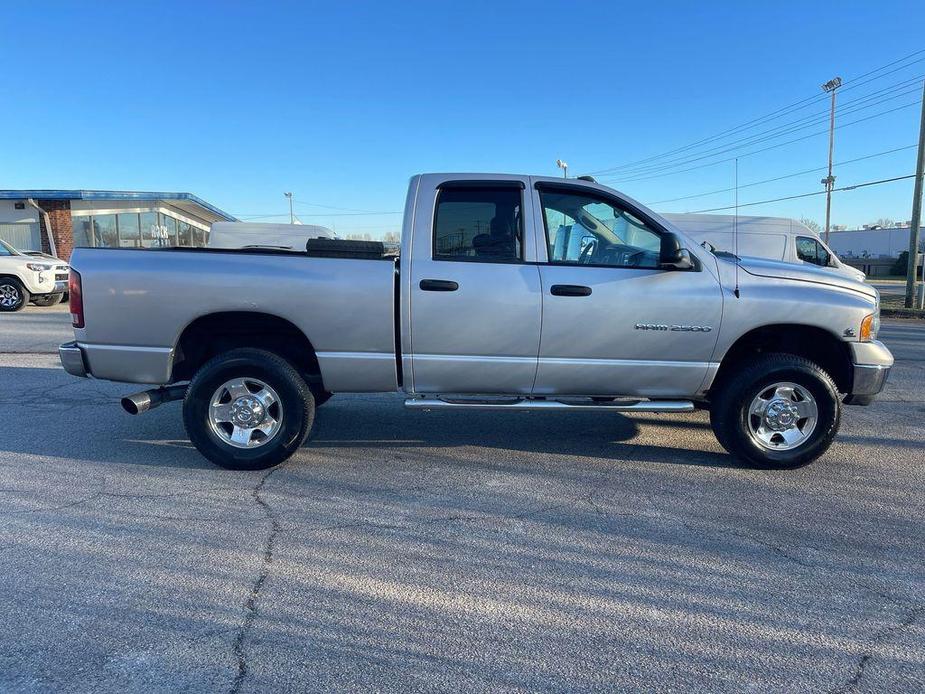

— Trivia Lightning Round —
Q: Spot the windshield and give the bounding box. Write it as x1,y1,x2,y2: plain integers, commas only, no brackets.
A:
0,239,22,256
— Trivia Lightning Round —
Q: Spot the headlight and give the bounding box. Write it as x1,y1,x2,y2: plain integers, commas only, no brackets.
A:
26,263,53,272
859,313,880,342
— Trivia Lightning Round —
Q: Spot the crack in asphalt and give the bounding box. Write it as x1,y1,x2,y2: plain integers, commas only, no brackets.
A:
639,501,925,693
0,476,108,515
833,605,924,692
229,464,285,694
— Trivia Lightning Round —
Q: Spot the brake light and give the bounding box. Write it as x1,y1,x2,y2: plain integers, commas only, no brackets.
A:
69,270,84,328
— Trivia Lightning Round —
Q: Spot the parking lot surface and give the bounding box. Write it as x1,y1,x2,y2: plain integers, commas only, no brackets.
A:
1,310,923,692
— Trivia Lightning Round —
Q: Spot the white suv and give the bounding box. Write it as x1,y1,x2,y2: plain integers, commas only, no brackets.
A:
0,239,69,311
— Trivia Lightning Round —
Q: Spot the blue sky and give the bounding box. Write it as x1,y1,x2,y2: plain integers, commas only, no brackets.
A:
3,0,924,237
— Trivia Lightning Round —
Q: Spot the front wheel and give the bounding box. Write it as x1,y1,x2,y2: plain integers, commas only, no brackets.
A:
0,278,29,312
183,348,315,470
709,353,841,469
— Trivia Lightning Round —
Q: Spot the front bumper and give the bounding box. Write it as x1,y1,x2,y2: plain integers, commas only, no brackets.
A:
844,340,893,406
59,341,88,378
33,281,67,298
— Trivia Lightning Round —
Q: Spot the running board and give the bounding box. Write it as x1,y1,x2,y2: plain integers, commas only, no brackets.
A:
404,397,694,412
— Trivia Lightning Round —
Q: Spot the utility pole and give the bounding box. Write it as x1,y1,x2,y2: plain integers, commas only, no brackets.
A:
284,192,293,225
556,159,568,178
821,77,842,244
904,80,925,309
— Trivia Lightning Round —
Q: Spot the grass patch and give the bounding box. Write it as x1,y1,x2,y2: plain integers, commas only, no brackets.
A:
880,294,925,319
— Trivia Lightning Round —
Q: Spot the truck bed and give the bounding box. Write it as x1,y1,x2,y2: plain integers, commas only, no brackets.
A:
70,247,398,391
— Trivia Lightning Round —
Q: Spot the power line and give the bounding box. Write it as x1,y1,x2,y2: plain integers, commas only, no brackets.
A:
647,144,919,205
582,49,925,176
599,86,923,181
683,174,916,214
292,199,388,213
236,210,402,219
588,55,925,177
598,100,922,184
609,77,924,179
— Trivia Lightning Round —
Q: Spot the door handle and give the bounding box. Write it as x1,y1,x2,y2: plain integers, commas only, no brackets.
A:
550,284,592,297
419,279,459,292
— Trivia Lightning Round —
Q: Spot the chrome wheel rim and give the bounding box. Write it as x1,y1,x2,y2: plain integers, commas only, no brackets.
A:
747,381,818,451
208,377,283,449
0,283,21,308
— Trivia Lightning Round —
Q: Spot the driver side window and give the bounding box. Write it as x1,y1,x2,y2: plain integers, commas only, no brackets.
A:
539,188,661,268
796,236,830,266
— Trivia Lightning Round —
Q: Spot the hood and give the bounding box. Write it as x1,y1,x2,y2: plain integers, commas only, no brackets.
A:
840,264,867,282
0,254,66,272
735,255,876,299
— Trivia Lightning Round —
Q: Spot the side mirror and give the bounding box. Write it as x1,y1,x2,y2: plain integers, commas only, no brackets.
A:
660,233,694,270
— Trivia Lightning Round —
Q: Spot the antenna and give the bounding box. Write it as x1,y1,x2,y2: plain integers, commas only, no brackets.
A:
734,158,740,298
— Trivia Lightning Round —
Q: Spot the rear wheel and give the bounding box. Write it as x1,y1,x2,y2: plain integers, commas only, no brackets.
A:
183,348,315,470
709,353,840,469
0,278,29,312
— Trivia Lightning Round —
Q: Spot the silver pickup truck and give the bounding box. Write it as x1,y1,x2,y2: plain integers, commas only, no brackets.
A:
59,173,893,471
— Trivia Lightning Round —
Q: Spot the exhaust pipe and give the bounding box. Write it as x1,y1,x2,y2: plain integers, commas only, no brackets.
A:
121,385,187,415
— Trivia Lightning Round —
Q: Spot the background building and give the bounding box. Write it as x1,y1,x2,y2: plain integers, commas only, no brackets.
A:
0,190,236,260
826,226,920,258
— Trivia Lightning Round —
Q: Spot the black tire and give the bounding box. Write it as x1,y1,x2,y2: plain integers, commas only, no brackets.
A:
312,389,332,407
31,294,62,307
0,278,29,312
709,353,840,469
183,348,315,470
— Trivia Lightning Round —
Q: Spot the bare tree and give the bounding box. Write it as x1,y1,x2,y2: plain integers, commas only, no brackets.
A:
875,218,895,228
800,217,822,234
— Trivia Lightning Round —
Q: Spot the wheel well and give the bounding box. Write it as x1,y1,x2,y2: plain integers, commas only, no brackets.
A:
172,312,323,389
713,324,853,395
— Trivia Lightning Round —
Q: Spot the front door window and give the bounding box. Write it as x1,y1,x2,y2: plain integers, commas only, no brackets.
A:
539,188,661,268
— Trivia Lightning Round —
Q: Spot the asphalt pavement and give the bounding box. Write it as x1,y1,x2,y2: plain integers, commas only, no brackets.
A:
0,306,923,692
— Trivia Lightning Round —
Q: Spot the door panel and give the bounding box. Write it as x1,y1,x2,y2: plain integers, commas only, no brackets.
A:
406,177,543,394
535,265,722,398
410,262,542,393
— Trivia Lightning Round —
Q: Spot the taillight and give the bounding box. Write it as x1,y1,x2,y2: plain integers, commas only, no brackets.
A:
69,270,84,328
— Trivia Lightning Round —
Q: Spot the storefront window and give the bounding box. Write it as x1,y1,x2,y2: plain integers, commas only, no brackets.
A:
72,216,93,247
118,213,140,248
140,211,158,248
93,214,118,248
158,214,178,246
178,221,193,246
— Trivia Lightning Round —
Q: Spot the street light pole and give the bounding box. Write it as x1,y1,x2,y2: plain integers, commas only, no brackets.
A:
556,159,568,179
904,80,925,309
821,76,842,244
284,192,293,225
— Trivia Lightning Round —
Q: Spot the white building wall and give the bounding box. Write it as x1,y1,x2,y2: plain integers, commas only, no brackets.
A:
826,229,913,258
0,200,40,225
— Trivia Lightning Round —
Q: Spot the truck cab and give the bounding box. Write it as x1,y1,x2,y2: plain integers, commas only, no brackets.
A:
401,174,721,398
